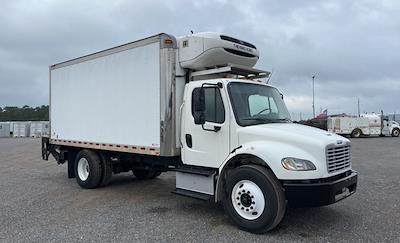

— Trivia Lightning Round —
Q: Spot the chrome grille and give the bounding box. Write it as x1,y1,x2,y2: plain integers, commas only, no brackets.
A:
326,144,351,173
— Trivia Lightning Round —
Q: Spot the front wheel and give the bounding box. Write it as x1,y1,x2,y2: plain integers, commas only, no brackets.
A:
223,165,286,233
392,128,400,137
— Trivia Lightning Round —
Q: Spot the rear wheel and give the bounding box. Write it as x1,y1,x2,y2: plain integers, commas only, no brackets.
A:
392,128,400,137
132,169,161,180
99,153,113,187
75,150,102,189
351,128,362,138
222,165,286,233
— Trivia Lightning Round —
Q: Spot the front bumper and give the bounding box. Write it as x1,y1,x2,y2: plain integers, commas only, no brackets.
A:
282,170,357,207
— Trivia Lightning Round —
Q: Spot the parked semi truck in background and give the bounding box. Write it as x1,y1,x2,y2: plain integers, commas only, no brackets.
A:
328,113,400,138
42,32,358,233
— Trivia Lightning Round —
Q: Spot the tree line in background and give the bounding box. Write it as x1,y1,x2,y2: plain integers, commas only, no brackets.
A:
0,105,49,121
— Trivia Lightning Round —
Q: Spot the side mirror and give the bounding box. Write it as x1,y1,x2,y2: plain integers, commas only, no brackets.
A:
280,93,284,100
193,88,206,125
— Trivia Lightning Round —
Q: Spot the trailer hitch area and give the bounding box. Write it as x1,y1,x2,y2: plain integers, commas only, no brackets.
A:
41,137,51,160
41,137,66,164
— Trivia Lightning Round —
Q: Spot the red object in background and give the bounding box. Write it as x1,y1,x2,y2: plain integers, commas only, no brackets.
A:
316,109,328,120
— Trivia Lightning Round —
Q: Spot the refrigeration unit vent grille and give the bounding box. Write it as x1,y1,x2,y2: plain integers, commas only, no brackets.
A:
220,35,257,49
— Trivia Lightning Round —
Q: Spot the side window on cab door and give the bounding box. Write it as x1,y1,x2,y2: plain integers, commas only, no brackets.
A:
192,87,225,124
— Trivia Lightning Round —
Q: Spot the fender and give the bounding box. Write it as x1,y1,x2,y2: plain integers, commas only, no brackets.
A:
215,141,324,202
215,144,268,202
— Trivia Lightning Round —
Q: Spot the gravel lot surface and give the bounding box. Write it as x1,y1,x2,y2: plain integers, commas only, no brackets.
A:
0,137,399,242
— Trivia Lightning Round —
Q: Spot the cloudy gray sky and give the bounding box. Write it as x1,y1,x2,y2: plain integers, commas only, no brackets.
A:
1,0,399,119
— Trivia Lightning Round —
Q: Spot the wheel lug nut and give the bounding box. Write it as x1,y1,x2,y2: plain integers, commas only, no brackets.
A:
241,207,244,210
250,207,253,209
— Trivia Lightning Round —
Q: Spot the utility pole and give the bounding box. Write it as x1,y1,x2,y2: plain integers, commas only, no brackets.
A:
357,98,360,117
312,75,315,118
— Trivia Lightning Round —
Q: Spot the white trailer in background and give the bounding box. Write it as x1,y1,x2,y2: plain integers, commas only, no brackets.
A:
42,32,357,233
29,121,49,137
12,122,30,137
0,122,11,137
327,114,400,137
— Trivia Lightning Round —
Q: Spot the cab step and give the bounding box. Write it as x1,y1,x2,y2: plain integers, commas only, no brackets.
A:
172,188,213,201
174,165,217,176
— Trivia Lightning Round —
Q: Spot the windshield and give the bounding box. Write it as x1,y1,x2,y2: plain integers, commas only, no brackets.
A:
228,82,291,126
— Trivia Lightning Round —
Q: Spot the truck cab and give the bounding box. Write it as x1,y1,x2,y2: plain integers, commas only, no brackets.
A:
176,74,357,232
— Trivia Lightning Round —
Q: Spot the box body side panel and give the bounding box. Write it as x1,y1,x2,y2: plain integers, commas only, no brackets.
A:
50,42,161,148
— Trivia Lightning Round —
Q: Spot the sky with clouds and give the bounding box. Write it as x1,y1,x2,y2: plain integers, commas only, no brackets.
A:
1,0,399,119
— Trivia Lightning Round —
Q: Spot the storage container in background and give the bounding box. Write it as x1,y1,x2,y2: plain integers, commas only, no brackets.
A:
30,121,49,137
12,122,30,137
0,122,11,137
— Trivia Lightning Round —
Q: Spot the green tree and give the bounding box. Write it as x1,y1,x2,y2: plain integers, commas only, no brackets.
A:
0,105,49,121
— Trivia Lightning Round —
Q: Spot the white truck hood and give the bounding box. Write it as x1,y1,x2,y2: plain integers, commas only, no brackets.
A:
238,123,347,147
236,123,350,179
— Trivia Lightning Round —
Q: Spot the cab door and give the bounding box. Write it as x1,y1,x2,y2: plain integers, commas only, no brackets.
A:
181,81,231,168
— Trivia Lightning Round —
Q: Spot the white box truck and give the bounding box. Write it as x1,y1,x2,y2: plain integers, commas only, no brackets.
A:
42,32,357,233
328,113,400,138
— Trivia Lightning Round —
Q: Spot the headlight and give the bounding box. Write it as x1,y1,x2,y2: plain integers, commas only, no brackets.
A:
281,157,316,171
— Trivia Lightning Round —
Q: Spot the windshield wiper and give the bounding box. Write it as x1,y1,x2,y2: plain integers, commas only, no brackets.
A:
274,118,292,122
242,117,271,121
241,117,291,123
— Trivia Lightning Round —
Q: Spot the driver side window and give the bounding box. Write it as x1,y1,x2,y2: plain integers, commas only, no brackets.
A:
248,95,278,116
192,87,225,124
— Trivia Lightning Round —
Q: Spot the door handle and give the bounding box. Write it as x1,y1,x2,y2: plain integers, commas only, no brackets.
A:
185,134,192,148
202,124,221,132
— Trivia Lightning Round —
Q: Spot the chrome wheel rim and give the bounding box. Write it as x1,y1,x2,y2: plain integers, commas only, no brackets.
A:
77,158,89,181
231,180,265,220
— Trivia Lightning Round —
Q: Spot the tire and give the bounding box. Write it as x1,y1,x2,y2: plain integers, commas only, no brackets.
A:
392,128,400,137
132,169,161,179
222,165,286,233
351,128,362,138
74,150,103,189
99,153,113,187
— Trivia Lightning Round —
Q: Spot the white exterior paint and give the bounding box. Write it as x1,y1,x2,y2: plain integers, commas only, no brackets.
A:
51,42,161,148
49,32,355,184
179,79,352,180
46,32,357,231
181,80,231,168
